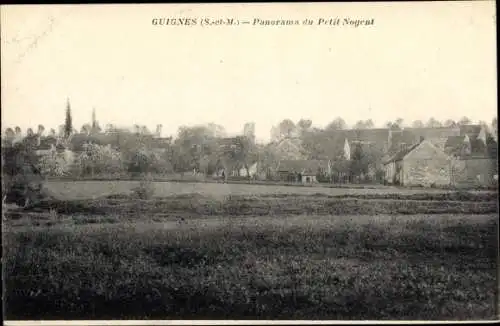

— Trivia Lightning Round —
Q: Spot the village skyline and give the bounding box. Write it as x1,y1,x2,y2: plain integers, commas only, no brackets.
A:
2,101,498,144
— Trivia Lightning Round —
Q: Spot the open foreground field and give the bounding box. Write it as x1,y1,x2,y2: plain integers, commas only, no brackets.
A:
43,180,472,200
3,188,499,320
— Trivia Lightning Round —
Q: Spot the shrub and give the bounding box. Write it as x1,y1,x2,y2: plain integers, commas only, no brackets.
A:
74,143,124,177
132,174,155,199
38,149,72,176
2,142,47,208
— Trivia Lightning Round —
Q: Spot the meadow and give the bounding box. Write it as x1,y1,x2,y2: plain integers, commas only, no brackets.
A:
43,179,478,200
2,182,499,320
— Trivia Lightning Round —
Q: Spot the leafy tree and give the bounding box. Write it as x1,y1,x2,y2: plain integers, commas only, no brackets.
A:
385,121,401,130
239,136,258,178
364,119,374,129
349,143,368,179
38,149,72,177
411,120,425,128
255,144,279,180
278,119,296,138
326,117,347,130
458,116,472,125
4,128,15,139
2,141,45,208
127,147,169,174
353,120,366,129
75,143,124,176
443,119,457,128
353,119,374,129
297,119,312,132
426,117,442,128
173,125,218,173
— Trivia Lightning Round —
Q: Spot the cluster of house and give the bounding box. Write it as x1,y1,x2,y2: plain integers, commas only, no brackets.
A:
263,124,498,187
1,124,173,172
2,120,498,187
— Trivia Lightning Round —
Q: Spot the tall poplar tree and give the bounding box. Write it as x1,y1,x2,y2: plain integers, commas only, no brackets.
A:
64,98,73,138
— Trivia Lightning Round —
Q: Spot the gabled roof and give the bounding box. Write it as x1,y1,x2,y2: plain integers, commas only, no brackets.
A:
277,159,330,174
275,137,302,149
384,142,421,163
388,129,419,155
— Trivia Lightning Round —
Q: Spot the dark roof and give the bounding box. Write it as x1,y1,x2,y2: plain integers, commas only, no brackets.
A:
469,137,488,157
444,135,466,151
388,130,419,155
385,142,421,163
314,130,349,159
346,128,390,144
277,159,330,174
460,124,482,137
391,129,419,145
404,127,460,140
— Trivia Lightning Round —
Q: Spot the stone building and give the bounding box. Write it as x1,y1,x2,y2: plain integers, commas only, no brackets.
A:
384,139,452,187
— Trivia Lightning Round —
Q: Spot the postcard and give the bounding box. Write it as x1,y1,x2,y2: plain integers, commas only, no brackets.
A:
1,2,498,324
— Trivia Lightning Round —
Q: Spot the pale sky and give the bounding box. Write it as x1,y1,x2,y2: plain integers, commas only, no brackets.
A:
1,2,497,142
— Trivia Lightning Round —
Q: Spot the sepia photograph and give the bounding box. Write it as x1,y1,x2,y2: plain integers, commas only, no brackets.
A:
1,2,498,323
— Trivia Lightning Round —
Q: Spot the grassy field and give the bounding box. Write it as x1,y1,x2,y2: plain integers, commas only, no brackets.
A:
42,180,489,200
3,189,499,320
